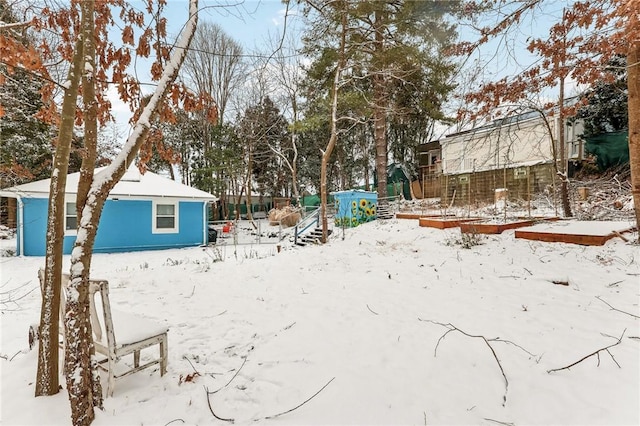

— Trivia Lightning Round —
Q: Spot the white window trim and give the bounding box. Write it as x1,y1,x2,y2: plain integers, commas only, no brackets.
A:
152,200,179,234
64,198,78,237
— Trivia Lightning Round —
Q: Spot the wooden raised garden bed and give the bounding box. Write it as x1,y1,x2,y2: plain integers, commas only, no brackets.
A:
396,212,454,220
514,221,636,246
460,219,536,234
418,217,482,229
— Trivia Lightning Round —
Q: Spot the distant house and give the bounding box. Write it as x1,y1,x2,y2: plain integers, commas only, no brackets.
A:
0,166,217,256
427,109,585,204
416,140,442,199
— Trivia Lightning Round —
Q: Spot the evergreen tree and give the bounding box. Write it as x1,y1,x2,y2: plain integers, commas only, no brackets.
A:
577,56,628,137
237,96,289,198
0,0,55,187
0,69,55,186
301,0,461,199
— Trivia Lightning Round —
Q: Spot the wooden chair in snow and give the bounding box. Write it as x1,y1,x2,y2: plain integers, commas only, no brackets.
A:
37,269,169,397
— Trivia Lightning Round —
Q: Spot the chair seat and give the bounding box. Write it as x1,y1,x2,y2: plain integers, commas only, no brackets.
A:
98,309,168,347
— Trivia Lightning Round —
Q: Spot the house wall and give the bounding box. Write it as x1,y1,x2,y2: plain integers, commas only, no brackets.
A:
414,111,585,205
440,162,555,206
442,117,555,175
19,198,207,256
20,197,48,256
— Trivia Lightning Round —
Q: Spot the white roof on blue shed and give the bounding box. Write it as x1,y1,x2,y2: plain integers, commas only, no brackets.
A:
1,166,217,201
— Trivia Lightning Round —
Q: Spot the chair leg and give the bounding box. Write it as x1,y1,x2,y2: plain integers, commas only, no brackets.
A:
160,335,168,376
134,350,140,368
108,356,116,397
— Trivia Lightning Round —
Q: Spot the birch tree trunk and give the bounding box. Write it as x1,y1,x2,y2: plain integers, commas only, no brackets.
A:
246,147,253,220
557,73,573,217
64,1,199,424
62,2,105,423
320,3,347,243
35,27,84,399
290,132,300,204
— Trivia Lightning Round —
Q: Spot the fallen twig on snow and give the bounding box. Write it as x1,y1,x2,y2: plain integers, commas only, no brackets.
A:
204,356,250,424
612,231,629,242
0,280,38,311
418,319,512,406
264,377,336,420
367,304,379,315
595,296,640,319
491,337,537,357
547,329,626,373
210,355,248,394
164,419,185,425
183,355,201,375
484,418,515,426
204,386,234,423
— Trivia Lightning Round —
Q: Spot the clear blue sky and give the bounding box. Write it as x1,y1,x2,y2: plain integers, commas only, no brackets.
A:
110,0,301,135
162,0,299,51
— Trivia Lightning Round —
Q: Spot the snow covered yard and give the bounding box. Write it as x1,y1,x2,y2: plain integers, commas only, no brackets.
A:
1,218,639,425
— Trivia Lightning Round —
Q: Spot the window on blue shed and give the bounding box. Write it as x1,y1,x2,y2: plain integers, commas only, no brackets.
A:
156,203,176,229
66,202,77,230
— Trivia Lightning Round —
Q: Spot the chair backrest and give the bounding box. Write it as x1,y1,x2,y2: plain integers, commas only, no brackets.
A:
38,269,109,344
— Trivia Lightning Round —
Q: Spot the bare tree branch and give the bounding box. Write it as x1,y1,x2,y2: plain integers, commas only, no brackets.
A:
483,418,515,426
203,386,234,423
595,296,640,319
419,319,513,406
547,329,626,373
207,354,248,395
182,355,201,375
163,419,185,426
264,377,336,420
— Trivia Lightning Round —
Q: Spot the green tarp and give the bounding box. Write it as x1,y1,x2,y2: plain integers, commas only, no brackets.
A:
584,131,629,170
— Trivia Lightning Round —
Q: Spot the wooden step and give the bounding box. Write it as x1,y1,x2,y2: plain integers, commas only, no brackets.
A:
294,227,332,246
376,204,394,219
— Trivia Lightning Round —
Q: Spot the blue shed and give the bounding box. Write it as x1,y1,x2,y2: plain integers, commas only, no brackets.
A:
331,190,377,227
0,166,217,256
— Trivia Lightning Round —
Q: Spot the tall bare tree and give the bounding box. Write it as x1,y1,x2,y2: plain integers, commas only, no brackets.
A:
301,0,350,241
271,33,304,204
620,0,640,232
181,20,244,209
36,7,85,400
182,21,245,125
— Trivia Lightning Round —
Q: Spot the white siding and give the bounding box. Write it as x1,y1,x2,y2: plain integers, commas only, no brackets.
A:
441,115,582,175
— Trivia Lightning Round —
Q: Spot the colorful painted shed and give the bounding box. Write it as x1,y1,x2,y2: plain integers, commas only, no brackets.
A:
0,166,217,256
332,190,377,227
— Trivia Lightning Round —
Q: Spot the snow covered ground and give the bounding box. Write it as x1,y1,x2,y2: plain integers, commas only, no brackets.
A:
1,217,639,425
